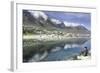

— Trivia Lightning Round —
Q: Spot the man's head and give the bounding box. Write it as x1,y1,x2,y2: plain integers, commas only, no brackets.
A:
84,47,87,49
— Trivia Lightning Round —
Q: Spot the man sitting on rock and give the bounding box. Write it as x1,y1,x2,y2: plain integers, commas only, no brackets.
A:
80,47,89,56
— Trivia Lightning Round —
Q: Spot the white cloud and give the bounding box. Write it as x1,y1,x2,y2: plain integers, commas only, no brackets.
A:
51,18,61,24
64,21,80,27
28,11,48,20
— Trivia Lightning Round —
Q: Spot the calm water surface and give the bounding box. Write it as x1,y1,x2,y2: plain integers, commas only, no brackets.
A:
23,38,91,62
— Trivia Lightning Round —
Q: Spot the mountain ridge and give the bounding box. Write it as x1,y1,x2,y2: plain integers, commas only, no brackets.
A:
23,10,90,35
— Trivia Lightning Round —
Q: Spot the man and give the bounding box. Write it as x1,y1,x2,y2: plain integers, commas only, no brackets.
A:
80,47,89,56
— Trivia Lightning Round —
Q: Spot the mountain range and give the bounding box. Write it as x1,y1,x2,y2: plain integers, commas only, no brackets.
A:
23,10,90,35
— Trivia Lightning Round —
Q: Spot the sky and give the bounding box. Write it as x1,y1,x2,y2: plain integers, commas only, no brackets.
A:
44,11,91,30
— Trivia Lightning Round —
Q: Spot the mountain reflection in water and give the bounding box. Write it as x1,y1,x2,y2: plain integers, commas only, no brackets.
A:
23,38,91,62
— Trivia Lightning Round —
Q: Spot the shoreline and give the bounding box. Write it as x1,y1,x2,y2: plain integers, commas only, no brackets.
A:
23,34,90,40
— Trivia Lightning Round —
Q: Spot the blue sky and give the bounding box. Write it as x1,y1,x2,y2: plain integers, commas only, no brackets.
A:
44,11,91,30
